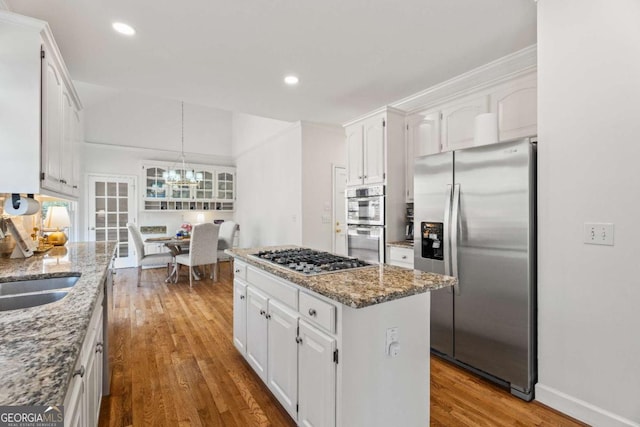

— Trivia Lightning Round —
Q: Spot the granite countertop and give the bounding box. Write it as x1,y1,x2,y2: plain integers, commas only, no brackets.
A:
0,242,115,406
226,246,456,309
387,240,414,249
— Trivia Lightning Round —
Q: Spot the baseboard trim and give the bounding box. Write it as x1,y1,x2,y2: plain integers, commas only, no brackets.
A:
536,384,640,427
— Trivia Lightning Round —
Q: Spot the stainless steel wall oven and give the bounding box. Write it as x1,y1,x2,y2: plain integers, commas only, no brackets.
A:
346,185,385,263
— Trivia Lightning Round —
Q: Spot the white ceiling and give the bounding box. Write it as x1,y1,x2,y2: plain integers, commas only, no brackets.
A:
6,0,536,124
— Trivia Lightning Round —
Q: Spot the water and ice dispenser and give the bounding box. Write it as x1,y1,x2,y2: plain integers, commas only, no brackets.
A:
421,222,444,260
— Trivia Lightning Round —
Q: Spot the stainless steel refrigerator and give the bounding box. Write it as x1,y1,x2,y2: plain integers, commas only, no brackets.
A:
414,138,536,401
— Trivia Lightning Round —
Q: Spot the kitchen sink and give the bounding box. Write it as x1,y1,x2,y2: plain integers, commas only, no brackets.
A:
0,275,80,311
0,291,70,311
0,275,80,297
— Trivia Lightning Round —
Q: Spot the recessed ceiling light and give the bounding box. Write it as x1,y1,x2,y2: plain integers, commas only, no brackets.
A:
112,22,136,36
284,75,299,85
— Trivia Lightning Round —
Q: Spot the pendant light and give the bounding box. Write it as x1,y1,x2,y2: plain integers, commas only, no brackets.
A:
162,102,203,186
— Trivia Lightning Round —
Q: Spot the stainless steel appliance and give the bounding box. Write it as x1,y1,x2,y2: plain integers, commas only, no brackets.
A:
252,248,371,275
346,185,385,263
347,224,385,264
346,185,384,225
414,138,536,401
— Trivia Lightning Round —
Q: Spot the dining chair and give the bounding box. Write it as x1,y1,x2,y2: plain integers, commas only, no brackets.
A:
127,223,174,286
174,223,220,287
216,221,238,275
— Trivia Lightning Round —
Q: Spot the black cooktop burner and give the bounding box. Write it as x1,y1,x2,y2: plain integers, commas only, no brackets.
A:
251,248,371,276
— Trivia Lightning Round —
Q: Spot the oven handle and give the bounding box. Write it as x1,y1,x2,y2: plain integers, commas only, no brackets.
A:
347,197,384,203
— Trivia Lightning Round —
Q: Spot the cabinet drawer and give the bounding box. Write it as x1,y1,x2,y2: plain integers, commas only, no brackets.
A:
233,260,247,281
247,266,298,310
389,246,414,268
299,292,336,334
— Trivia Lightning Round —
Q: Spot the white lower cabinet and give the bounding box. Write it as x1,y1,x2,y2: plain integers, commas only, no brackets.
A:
64,288,105,427
232,260,430,427
233,279,247,355
267,299,299,419
246,286,269,382
298,319,336,427
388,246,414,269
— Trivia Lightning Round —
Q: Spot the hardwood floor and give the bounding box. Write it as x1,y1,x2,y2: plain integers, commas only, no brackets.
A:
99,263,587,427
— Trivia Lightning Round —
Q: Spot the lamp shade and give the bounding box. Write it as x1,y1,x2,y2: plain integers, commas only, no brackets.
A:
44,206,71,230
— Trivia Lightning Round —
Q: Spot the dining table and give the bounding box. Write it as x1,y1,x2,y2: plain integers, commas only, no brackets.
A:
144,237,192,282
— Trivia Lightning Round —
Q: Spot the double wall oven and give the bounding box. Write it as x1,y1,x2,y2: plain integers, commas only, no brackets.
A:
346,185,385,264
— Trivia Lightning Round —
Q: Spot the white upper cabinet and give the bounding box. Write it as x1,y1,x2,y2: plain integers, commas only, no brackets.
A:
41,54,64,192
441,95,489,152
0,13,82,197
362,117,385,185
346,125,364,187
492,78,537,141
346,114,386,187
405,112,440,201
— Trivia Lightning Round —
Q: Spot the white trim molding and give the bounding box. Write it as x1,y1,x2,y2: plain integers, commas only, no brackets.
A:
536,384,640,427
0,1,11,11
392,44,537,114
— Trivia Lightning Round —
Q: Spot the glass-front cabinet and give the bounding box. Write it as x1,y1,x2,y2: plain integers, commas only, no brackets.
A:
141,162,235,212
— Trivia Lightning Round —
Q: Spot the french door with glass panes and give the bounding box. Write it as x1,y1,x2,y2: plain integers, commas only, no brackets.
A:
88,175,137,268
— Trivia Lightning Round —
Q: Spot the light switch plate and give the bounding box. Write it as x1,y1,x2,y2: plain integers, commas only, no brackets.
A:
584,223,614,246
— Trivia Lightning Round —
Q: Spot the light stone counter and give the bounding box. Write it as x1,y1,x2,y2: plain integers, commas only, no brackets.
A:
226,245,455,309
0,242,115,406
386,240,414,249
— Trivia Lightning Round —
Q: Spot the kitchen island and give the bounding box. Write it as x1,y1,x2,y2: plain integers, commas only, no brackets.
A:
0,242,115,423
226,246,456,427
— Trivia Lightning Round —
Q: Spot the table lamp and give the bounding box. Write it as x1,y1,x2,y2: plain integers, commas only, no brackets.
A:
44,206,71,246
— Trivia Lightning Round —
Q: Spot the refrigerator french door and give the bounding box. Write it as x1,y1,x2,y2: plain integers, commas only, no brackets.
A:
414,138,536,401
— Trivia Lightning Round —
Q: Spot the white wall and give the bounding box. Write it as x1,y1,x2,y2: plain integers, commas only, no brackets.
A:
78,88,235,241
300,122,345,251
232,112,293,157
536,1,640,426
234,119,302,248
81,87,233,156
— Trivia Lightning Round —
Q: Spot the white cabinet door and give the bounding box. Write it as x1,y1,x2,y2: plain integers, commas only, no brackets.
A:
246,287,269,382
41,49,63,192
363,116,385,185
60,89,74,195
233,280,247,355
267,299,299,420
298,319,336,427
71,109,82,197
492,83,537,141
406,111,441,201
346,125,363,187
441,96,489,152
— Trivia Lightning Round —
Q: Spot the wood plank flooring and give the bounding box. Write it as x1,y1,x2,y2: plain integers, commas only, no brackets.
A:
99,263,587,427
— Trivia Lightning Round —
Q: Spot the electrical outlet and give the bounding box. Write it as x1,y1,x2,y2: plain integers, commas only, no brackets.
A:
385,327,399,355
584,223,614,246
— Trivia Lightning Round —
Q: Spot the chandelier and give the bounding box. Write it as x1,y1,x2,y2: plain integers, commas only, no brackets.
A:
162,101,203,186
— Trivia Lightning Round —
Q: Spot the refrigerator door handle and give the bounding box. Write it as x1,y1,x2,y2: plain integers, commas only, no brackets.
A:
451,184,461,295
443,184,453,283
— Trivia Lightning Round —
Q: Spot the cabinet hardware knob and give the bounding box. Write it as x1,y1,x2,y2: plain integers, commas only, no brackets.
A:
235,269,240,273
73,185,78,189
73,366,85,378
296,336,303,344
401,255,407,259
259,309,266,316
240,295,245,300
96,347,103,354
266,314,271,319
308,308,317,317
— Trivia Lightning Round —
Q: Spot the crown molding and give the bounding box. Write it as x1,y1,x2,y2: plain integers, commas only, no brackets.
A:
342,106,406,128
391,44,537,114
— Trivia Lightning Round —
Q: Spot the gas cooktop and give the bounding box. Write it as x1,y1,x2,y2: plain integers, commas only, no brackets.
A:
250,248,372,276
